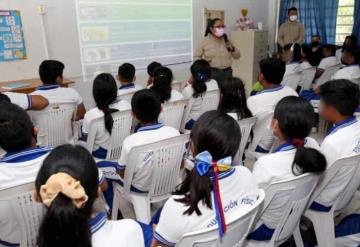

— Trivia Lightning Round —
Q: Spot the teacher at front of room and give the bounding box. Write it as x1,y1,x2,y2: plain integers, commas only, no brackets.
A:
194,18,241,84
277,7,305,49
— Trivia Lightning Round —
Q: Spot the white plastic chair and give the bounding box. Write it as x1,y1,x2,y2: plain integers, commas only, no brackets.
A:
176,189,266,247
118,91,135,103
162,99,188,130
294,155,360,247
234,117,257,165
314,64,341,88
86,110,133,161
300,67,316,91
247,173,319,247
28,103,77,147
0,182,45,247
172,80,184,92
112,133,190,223
282,73,303,90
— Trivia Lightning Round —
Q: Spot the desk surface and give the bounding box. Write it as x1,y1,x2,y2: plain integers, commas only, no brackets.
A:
0,78,74,94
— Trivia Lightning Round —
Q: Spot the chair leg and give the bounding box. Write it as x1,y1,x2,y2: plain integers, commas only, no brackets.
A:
293,223,304,247
131,194,151,224
305,210,335,247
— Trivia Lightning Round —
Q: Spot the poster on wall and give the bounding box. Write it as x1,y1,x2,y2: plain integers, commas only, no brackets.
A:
0,10,27,62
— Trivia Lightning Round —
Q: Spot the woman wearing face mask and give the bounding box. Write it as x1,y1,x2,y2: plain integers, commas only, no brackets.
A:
277,7,305,50
194,18,241,84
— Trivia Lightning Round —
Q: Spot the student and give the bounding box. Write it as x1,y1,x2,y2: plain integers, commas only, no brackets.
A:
315,44,339,79
152,111,258,246
82,73,131,159
300,44,313,70
311,80,360,211
147,61,162,87
282,43,303,75
218,77,252,120
336,35,358,63
248,96,326,242
247,58,298,153
1,92,49,110
332,46,360,82
308,34,323,66
0,101,52,246
35,144,145,247
182,59,218,129
31,60,86,120
150,66,183,103
117,63,143,97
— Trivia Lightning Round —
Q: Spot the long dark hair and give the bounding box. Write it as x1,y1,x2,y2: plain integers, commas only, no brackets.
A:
274,96,327,175
218,77,252,120
190,60,211,98
284,43,302,63
205,18,221,37
151,66,173,103
174,111,241,216
93,73,119,134
36,145,99,247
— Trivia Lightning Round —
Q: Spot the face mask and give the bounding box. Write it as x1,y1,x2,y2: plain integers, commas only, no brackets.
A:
289,15,298,22
213,28,225,38
311,41,320,47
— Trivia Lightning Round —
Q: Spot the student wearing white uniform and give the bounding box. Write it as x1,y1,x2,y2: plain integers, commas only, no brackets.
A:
35,145,147,247
300,44,313,70
315,44,339,79
281,43,303,89
308,80,360,212
247,58,298,153
152,111,258,246
336,35,358,64
82,73,131,159
218,77,252,121
150,66,183,103
30,60,86,120
1,91,49,110
117,63,143,97
146,61,162,87
182,59,218,129
0,102,52,246
332,46,360,83
248,97,326,243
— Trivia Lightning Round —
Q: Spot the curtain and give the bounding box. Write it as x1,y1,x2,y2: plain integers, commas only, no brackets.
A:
279,0,339,44
352,0,360,44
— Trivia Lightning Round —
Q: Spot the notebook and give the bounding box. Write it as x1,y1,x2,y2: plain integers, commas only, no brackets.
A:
1,82,30,90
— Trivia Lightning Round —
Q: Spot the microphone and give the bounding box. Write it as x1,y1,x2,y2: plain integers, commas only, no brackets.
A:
223,34,234,52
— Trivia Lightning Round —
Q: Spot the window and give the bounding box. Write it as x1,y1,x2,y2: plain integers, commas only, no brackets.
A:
336,0,355,45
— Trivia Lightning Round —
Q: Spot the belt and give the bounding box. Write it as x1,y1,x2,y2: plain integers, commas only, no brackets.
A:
211,67,232,72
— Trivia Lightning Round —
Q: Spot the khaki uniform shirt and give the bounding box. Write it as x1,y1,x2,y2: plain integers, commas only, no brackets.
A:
277,21,305,47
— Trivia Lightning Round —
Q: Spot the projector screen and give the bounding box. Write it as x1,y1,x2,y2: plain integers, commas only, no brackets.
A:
75,0,193,79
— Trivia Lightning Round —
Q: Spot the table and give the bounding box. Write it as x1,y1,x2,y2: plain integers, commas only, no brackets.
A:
0,78,74,94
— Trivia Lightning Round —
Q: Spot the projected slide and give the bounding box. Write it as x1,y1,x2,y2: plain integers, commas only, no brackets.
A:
75,0,192,79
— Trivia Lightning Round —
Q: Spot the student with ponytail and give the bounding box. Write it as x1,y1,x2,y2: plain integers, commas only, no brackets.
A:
152,111,258,246
182,59,219,129
35,144,145,247
150,66,183,103
248,96,326,241
82,73,130,159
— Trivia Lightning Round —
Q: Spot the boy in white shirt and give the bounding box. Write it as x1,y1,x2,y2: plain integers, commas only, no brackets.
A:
332,46,360,84
315,44,339,79
247,58,298,153
116,63,143,98
310,79,360,211
31,60,86,120
1,92,49,110
0,101,52,245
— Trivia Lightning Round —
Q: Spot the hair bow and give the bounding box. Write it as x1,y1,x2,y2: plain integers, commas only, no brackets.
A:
195,151,232,239
291,138,305,148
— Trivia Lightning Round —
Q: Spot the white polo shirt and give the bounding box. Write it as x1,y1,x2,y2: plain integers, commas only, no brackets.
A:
182,79,219,121
252,138,319,230
3,92,31,110
300,61,312,70
284,62,303,76
30,84,83,106
332,65,360,82
118,123,180,192
91,212,144,247
82,99,131,152
168,90,184,103
318,56,339,71
154,166,258,246
0,147,52,245
336,49,343,63
247,85,298,151
314,117,360,208
117,83,143,97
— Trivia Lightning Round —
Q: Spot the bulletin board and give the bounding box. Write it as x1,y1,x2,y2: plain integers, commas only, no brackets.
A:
0,10,27,62
203,8,225,34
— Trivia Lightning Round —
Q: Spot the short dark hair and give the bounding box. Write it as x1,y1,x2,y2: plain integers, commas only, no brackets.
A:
345,35,358,47
118,63,135,82
320,79,360,116
344,46,360,64
322,44,337,56
288,7,298,14
147,62,162,77
39,60,65,84
131,89,161,124
0,93,10,103
311,34,320,39
259,58,286,84
0,101,34,152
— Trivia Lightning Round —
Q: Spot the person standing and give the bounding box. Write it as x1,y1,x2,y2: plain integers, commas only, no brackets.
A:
194,18,241,84
277,7,305,49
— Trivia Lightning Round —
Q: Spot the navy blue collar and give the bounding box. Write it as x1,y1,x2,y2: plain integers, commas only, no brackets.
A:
1,147,52,163
37,84,60,91
326,116,357,137
273,142,295,153
258,85,284,95
89,212,107,234
137,123,164,132
119,83,135,90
